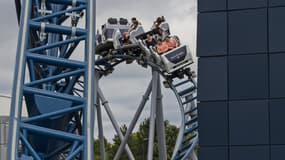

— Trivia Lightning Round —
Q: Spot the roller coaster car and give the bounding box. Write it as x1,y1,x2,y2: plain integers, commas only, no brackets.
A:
101,17,130,43
96,18,131,55
145,22,194,73
97,18,194,75
161,45,193,73
149,42,194,73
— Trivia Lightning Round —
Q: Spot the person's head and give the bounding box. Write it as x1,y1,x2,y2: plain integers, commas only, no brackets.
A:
161,16,165,22
131,17,137,24
156,17,162,24
146,34,152,41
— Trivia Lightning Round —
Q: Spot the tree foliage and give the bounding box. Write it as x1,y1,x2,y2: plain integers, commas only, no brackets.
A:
94,119,179,160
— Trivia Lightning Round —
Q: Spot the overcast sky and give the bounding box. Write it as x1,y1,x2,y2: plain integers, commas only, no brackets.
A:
0,0,197,140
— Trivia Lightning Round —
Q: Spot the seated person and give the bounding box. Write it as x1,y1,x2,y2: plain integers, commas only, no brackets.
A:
129,17,141,32
156,37,179,54
152,16,164,37
165,37,179,49
156,39,169,54
153,16,170,38
145,34,156,47
123,17,141,42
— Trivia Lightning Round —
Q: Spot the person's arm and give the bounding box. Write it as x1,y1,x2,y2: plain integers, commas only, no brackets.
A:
127,24,136,33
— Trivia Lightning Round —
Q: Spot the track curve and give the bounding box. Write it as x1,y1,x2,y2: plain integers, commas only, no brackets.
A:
92,54,198,160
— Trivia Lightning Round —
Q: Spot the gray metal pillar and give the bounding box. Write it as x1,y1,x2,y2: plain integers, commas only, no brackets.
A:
95,72,105,160
96,93,105,160
7,0,31,159
0,117,8,160
85,0,96,159
98,88,135,160
113,81,153,159
155,76,167,160
147,70,159,160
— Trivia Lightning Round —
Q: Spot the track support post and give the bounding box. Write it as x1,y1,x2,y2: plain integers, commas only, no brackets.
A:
147,69,167,160
156,75,167,160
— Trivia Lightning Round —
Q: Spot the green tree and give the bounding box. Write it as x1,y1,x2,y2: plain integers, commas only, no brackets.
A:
108,124,143,159
94,119,179,160
94,137,112,160
137,119,179,160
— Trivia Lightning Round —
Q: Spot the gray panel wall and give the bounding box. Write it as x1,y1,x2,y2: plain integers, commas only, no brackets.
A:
0,117,8,160
197,0,285,159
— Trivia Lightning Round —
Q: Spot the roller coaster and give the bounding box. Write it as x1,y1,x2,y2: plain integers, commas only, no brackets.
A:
7,0,198,159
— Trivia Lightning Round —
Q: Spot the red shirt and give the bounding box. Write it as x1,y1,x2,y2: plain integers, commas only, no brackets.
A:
156,38,178,54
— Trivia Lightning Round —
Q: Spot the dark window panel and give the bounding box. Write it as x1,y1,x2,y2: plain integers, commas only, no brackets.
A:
270,99,285,145
229,54,268,100
271,146,285,160
229,100,269,145
198,101,228,146
269,0,285,7
269,7,285,53
229,9,267,55
197,12,227,57
230,146,269,160
198,57,228,101
228,0,267,10
198,0,227,12
270,53,285,98
199,147,228,160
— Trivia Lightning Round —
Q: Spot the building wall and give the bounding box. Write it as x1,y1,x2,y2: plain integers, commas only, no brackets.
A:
197,0,285,159
0,117,9,160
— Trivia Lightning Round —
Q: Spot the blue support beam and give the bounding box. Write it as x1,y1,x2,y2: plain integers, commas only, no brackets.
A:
8,0,96,159
29,21,86,36
26,53,86,68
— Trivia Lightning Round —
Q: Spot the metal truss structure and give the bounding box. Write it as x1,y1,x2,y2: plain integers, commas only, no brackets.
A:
7,0,198,159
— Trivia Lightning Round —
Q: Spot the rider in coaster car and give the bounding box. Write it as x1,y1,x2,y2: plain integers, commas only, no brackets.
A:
156,37,179,54
144,16,165,48
123,17,141,42
146,34,156,47
153,16,164,35
152,17,179,54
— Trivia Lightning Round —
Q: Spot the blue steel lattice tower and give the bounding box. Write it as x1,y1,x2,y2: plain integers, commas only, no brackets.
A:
7,0,96,159
198,0,285,160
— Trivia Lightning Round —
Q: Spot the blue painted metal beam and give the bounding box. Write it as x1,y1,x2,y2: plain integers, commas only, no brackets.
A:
8,0,97,158
32,5,86,22
29,21,86,36
22,105,83,123
47,0,86,5
26,53,86,68
20,123,84,141
25,69,85,87
28,35,86,53
23,86,85,103
19,134,41,160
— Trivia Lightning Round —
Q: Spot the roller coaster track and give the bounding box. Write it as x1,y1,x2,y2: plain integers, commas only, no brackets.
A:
94,55,199,160
8,0,198,159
